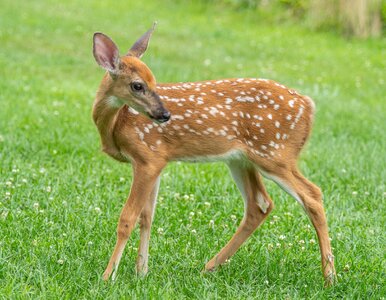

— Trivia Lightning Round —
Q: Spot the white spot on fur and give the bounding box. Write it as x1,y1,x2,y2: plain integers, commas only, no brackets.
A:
209,107,219,116
172,115,184,120
236,96,255,103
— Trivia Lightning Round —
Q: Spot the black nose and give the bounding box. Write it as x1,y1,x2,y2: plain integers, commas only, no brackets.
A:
161,110,171,122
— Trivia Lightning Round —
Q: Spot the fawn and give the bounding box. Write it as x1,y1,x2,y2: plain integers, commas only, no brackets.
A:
92,23,336,286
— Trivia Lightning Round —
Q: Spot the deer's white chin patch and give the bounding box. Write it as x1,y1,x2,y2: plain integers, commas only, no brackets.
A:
107,96,125,108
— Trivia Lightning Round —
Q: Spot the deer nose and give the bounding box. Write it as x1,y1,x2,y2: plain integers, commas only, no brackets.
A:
162,110,171,121
158,110,170,123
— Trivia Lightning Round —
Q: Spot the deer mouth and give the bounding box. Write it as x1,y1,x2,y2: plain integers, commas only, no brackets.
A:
147,111,171,123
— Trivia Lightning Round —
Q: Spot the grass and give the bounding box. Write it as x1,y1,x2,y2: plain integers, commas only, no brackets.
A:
0,0,385,298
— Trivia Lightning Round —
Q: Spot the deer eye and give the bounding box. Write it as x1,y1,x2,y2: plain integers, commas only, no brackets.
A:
131,82,144,92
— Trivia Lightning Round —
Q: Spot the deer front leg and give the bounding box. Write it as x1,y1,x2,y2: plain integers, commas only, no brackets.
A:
136,176,161,276
103,161,165,281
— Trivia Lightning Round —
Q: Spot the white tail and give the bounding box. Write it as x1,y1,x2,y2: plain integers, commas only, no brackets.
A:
92,24,336,286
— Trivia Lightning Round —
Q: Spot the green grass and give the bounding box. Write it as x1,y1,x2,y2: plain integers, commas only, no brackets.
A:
1,0,385,298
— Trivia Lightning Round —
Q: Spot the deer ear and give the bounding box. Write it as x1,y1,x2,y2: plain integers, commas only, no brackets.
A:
93,32,120,73
127,22,157,58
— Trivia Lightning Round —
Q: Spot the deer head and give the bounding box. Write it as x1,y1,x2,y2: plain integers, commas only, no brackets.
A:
93,23,170,123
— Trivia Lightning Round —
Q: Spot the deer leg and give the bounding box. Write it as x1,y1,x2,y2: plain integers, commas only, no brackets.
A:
262,166,336,286
103,161,165,281
205,161,273,271
136,176,161,276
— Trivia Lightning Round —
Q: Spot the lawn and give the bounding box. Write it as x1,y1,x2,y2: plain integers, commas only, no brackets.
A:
0,0,385,298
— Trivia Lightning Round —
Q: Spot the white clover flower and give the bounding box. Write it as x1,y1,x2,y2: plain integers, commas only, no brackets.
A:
191,229,197,234
174,193,180,199
88,241,93,246
230,215,237,221
288,243,293,247
33,202,39,209
309,239,316,244
57,259,64,265
39,168,46,174
267,243,274,250
119,177,125,182
5,181,12,187
183,195,190,200
1,211,9,219
279,235,286,240
46,186,51,193
299,239,305,244
204,202,211,207
94,207,101,214
301,246,305,251
157,228,164,234
32,240,38,246
264,280,269,285
352,191,358,196
276,243,281,248
21,178,28,183
189,212,195,217
203,58,211,66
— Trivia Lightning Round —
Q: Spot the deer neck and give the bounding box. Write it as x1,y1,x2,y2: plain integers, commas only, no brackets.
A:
92,76,126,160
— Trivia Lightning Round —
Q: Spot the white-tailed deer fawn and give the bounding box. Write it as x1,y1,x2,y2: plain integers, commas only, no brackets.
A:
92,23,336,286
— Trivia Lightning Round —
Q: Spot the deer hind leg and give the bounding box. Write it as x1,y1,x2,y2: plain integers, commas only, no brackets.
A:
205,161,273,271
103,161,165,281
136,176,161,276
261,166,336,286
